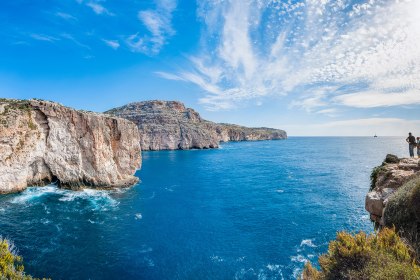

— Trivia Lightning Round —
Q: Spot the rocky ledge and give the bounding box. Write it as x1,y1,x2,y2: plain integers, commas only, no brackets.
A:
366,154,420,254
105,100,287,150
0,99,141,194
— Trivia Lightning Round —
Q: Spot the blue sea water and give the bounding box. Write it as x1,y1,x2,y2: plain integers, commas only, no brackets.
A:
0,137,409,279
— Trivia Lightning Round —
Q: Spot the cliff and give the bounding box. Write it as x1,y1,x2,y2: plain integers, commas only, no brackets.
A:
366,154,420,255
0,99,141,194
105,100,287,151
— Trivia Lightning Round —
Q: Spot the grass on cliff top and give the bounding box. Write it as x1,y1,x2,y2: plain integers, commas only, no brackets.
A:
300,227,420,280
0,238,48,280
384,176,420,257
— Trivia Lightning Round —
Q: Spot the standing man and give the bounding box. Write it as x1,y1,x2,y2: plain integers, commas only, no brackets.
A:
406,132,416,158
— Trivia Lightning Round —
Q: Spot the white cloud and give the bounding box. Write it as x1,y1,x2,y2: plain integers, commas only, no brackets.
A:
334,90,420,108
126,0,177,55
56,12,77,21
283,118,420,136
77,0,113,16
30,34,59,43
158,0,420,111
61,33,90,49
102,39,120,50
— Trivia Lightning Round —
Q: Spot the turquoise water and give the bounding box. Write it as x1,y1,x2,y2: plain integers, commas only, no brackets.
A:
0,137,408,279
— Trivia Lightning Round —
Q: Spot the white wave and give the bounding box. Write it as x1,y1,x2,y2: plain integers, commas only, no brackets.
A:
361,214,369,220
275,189,284,193
236,256,246,262
139,245,153,254
40,218,51,225
10,185,62,204
58,188,119,210
266,264,280,271
235,265,284,280
291,255,308,263
292,267,303,279
300,239,317,248
141,192,155,200
135,213,143,220
143,257,155,267
210,255,224,263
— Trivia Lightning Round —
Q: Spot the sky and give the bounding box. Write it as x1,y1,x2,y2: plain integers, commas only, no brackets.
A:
1,0,420,136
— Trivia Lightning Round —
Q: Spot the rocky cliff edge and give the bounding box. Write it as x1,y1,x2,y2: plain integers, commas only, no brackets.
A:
105,100,287,151
366,154,420,255
0,99,141,194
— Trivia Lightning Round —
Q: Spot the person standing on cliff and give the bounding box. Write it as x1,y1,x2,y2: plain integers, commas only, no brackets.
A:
417,137,420,158
406,132,416,158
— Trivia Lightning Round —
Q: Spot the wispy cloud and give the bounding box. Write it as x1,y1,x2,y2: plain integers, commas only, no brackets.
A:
77,0,113,16
126,0,177,55
102,39,120,50
61,33,90,49
157,0,420,111
30,33,59,43
55,12,77,21
86,2,112,15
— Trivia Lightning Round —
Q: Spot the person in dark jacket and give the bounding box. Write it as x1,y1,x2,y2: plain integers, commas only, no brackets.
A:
406,132,416,158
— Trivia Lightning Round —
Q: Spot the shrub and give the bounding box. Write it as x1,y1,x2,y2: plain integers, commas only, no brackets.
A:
0,238,46,280
370,165,387,191
301,227,420,280
384,176,420,257
384,154,400,164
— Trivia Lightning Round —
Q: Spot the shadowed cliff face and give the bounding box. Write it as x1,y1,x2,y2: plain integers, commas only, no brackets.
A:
0,99,141,194
105,100,287,151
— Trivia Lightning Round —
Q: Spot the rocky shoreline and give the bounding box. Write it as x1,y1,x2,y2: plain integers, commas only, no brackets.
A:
0,98,287,194
105,100,287,151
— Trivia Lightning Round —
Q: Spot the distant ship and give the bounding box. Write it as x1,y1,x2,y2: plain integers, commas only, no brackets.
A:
374,134,378,138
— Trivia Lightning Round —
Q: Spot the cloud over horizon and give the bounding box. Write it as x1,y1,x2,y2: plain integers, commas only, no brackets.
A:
158,0,420,111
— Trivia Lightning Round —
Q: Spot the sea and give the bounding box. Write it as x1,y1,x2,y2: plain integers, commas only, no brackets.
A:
0,137,409,280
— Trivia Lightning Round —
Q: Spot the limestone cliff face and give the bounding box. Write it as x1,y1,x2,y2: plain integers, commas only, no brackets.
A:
0,99,141,194
105,100,287,151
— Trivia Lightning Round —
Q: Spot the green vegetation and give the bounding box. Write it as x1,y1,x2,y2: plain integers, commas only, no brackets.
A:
384,176,420,257
370,165,388,191
369,154,400,191
0,238,47,280
301,227,420,280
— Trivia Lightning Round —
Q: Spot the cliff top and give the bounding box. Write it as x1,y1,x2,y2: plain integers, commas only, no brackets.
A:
0,98,130,122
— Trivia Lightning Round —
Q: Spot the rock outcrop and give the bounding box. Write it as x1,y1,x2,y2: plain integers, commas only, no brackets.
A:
366,154,420,255
0,99,141,194
105,100,287,150
366,155,420,225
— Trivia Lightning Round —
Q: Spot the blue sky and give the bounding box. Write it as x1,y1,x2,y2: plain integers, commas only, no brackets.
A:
1,0,420,136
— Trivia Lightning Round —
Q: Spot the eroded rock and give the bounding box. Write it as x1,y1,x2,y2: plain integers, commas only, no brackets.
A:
105,100,287,150
0,99,141,194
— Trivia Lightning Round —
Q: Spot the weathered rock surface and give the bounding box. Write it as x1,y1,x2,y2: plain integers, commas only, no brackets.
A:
366,155,420,225
0,99,141,194
105,100,287,150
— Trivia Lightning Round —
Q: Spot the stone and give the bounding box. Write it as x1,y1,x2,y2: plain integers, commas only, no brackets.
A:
105,100,287,151
0,99,141,194
365,191,383,217
366,156,420,223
